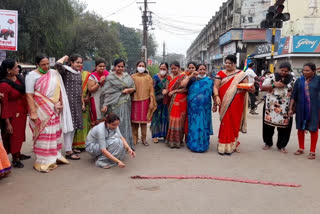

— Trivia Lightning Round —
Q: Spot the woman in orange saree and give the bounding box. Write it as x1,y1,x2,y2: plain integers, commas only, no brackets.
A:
164,61,188,148
213,55,254,155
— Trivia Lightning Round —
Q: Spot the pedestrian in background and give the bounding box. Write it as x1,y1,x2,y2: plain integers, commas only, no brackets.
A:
246,62,260,115
289,63,320,159
151,62,169,143
0,59,28,168
261,62,295,153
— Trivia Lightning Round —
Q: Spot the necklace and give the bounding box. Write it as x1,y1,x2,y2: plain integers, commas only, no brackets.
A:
38,67,48,74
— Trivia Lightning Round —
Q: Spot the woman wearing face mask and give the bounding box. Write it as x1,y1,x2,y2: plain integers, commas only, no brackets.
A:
88,59,109,126
213,55,254,155
164,61,188,148
186,64,215,153
26,54,72,172
150,62,169,143
86,113,136,169
289,63,320,159
131,61,157,146
56,54,85,160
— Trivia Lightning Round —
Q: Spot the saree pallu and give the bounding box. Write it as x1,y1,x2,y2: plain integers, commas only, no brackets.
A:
217,70,247,155
166,74,187,148
151,75,168,138
0,134,11,178
73,71,91,149
30,69,72,172
187,77,213,152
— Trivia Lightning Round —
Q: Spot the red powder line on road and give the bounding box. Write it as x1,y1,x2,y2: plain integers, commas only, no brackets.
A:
131,175,301,188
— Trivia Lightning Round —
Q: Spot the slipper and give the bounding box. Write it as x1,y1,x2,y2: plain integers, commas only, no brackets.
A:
66,152,80,160
294,149,304,155
263,145,271,150
142,141,149,146
279,148,288,154
73,149,82,154
308,153,316,160
152,138,159,143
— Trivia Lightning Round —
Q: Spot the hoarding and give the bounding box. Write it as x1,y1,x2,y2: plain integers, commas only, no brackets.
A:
0,10,18,51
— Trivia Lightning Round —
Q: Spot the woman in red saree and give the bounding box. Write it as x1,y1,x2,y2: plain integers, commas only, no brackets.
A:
164,61,188,148
213,55,254,155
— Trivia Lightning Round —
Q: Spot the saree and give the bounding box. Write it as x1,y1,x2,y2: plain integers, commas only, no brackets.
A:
73,71,91,149
0,132,11,178
90,70,109,122
217,70,247,155
187,77,213,152
29,69,73,172
150,74,168,138
100,72,135,149
166,73,187,148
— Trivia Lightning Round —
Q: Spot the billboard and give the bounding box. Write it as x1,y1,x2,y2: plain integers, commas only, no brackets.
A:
292,36,320,53
0,10,18,51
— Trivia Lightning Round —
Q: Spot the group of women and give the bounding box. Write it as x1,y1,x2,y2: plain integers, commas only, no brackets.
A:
0,53,319,176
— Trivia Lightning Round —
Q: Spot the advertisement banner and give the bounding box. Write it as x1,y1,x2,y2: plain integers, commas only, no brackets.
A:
292,36,320,53
0,10,18,51
278,37,291,55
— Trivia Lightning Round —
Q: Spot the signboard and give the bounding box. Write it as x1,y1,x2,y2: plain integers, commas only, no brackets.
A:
255,43,278,55
278,37,291,55
0,10,18,51
223,42,236,56
292,36,320,53
219,30,243,46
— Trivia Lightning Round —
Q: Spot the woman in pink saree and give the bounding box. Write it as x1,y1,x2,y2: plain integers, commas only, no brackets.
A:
26,54,73,173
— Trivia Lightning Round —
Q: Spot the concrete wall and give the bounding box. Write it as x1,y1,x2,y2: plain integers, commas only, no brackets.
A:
282,0,320,36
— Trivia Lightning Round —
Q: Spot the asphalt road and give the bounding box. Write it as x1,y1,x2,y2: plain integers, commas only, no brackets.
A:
1,105,320,214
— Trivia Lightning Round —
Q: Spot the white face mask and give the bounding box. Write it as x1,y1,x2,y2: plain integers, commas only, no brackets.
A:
137,67,145,73
198,74,206,79
159,70,167,76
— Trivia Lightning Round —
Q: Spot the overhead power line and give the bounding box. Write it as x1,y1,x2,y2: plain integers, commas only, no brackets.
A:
104,0,137,18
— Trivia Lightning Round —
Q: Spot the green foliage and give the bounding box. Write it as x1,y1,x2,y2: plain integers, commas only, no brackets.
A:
147,64,159,77
1,0,158,65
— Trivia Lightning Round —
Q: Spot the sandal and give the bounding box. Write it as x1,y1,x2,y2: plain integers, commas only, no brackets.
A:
294,149,304,155
142,141,149,146
263,145,271,150
73,149,82,154
308,153,316,160
20,154,31,160
152,138,159,143
279,148,288,154
65,152,80,160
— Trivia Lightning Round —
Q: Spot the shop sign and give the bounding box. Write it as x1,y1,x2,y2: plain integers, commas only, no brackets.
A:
292,36,320,53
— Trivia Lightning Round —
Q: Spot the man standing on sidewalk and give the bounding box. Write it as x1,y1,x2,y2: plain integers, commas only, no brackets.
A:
246,63,260,115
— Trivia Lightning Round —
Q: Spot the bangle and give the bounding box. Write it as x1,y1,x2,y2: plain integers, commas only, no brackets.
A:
272,83,275,88
213,94,219,97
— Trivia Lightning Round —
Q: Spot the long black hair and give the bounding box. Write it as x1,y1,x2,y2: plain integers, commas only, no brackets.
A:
0,58,16,80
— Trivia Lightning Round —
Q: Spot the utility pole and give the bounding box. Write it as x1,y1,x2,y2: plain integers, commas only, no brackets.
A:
162,42,166,62
137,0,155,63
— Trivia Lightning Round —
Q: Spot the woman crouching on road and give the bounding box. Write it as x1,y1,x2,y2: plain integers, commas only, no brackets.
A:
85,113,136,169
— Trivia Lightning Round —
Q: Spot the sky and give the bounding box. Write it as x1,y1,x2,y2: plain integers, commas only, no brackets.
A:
84,0,226,56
